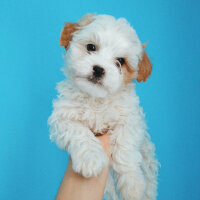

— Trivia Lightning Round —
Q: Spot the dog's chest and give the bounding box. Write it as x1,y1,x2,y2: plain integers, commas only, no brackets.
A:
71,98,128,135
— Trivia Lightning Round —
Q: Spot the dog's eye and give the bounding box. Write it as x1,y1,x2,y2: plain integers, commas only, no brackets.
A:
116,58,125,65
86,44,96,51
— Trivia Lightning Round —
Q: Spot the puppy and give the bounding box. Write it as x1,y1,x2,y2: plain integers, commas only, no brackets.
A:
48,14,158,200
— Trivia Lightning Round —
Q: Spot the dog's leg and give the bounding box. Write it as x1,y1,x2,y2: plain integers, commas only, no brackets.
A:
104,168,120,200
110,125,146,200
140,132,158,200
49,118,108,177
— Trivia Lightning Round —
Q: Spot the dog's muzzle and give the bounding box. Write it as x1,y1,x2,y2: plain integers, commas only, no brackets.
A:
88,65,105,84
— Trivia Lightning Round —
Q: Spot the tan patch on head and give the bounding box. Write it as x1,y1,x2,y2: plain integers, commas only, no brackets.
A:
59,14,95,50
137,50,152,82
121,60,137,84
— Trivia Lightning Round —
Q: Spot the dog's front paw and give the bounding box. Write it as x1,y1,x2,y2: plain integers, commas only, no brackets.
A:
72,149,109,178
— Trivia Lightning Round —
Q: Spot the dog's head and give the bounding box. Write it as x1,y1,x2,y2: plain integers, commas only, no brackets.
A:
60,14,152,98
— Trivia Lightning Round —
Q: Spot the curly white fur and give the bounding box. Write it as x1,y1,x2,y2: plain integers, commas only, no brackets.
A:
48,14,158,200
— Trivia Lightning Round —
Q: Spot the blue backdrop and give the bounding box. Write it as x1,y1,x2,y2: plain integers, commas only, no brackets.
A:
0,0,200,199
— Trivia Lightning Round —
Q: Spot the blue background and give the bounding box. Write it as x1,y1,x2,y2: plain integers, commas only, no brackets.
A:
0,0,200,199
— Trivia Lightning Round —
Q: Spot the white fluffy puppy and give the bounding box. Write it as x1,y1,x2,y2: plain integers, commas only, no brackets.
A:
48,14,158,200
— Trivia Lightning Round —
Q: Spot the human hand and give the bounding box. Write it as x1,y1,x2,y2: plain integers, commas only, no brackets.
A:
96,133,110,158
56,133,111,200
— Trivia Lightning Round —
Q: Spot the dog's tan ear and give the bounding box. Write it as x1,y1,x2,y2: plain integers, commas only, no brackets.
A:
137,47,152,82
60,14,95,50
59,23,79,49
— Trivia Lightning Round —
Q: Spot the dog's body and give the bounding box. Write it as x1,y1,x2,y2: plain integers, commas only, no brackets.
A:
48,14,158,200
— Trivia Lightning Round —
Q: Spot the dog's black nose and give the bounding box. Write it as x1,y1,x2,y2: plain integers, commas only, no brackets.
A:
93,65,104,78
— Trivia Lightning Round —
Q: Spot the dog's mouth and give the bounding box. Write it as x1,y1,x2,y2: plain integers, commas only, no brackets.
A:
74,75,102,85
73,74,109,97
87,75,102,85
